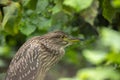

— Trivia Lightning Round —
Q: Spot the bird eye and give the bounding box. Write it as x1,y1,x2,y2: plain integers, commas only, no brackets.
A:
61,35,66,39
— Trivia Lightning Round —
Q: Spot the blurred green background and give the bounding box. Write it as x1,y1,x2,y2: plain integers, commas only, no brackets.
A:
0,0,120,80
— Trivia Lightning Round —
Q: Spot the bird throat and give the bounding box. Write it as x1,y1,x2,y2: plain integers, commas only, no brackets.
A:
36,44,65,80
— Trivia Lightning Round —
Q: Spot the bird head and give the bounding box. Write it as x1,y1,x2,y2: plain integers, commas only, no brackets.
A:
42,31,82,48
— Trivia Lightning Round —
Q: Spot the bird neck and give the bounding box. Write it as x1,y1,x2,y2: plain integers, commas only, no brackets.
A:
35,41,65,80
36,68,47,80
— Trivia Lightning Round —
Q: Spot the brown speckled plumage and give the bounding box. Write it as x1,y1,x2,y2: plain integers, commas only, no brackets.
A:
5,31,78,80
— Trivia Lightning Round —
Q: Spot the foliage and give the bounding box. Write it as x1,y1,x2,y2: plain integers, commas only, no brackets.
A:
0,0,120,80
59,28,120,80
63,0,93,12
59,67,120,80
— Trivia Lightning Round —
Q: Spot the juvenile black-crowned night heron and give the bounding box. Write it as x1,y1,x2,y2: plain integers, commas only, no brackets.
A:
5,31,80,80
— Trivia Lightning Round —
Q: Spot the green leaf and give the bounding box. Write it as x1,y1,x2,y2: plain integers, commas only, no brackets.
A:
77,67,120,80
0,45,10,55
63,0,93,12
83,50,106,65
111,0,120,8
52,12,68,27
65,49,79,65
37,17,51,30
107,52,120,64
80,0,99,25
101,28,120,52
2,2,22,35
52,0,62,14
22,0,38,10
0,0,10,6
102,0,116,23
0,45,11,57
20,22,36,36
36,0,49,13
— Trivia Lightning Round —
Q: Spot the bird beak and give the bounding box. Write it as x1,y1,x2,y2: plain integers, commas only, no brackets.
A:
69,38,84,42
64,37,84,43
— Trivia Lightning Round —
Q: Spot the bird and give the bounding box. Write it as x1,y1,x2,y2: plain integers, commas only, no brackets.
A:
5,31,80,80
